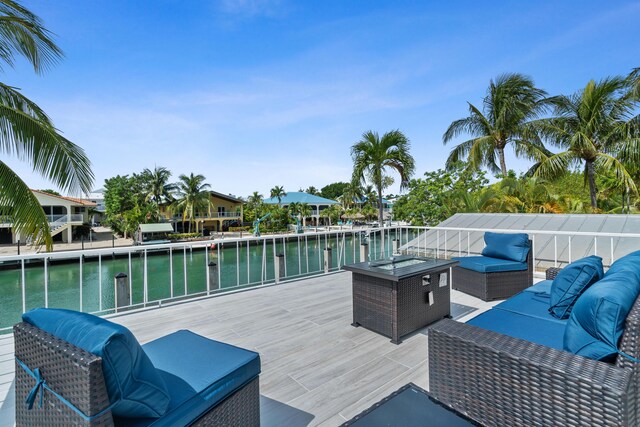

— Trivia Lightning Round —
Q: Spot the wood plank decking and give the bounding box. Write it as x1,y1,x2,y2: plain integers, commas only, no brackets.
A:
0,271,497,426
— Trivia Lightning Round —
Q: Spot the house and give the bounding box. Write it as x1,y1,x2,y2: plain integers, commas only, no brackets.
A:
353,196,394,221
262,191,339,225
0,190,96,244
85,188,106,225
162,191,243,233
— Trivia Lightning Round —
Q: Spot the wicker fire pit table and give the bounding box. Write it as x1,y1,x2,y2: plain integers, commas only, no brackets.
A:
343,255,458,344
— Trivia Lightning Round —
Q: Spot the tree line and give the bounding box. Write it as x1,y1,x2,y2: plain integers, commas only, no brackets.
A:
103,167,210,237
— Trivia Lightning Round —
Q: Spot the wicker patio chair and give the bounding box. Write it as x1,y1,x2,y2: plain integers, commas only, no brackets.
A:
14,322,260,427
451,240,533,301
428,267,640,427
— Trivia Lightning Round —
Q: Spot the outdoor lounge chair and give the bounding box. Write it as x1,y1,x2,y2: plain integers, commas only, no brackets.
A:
428,252,640,426
451,232,533,301
14,309,261,426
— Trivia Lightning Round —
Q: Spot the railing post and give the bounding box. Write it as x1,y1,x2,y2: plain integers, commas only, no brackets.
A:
274,253,285,283
114,272,130,311
392,239,399,255
324,247,332,273
17,239,20,255
208,261,219,291
360,242,369,263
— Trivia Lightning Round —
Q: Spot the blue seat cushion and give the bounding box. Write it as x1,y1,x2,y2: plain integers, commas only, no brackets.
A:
494,290,566,325
524,279,553,295
549,256,604,319
452,256,528,273
22,308,170,418
128,330,261,427
467,308,565,350
481,232,530,263
564,271,640,361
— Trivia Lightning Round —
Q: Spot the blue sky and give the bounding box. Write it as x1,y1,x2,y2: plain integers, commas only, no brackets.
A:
6,0,640,198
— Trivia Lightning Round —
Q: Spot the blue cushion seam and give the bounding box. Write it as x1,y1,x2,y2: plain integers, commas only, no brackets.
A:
550,265,597,318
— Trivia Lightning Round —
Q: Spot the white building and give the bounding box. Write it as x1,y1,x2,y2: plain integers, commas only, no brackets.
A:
0,190,96,244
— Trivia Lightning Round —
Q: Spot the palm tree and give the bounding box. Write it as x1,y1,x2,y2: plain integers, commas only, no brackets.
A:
299,203,312,227
340,182,364,209
142,166,175,204
172,173,211,233
270,186,286,205
247,191,263,206
533,77,639,209
629,67,640,100
443,73,549,177
305,186,319,195
0,1,93,250
351,130,415,227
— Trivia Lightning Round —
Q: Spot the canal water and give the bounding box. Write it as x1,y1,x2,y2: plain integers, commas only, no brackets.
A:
0,230,420,331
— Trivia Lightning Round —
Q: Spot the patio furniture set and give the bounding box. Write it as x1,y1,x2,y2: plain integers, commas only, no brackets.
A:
12,231,640,426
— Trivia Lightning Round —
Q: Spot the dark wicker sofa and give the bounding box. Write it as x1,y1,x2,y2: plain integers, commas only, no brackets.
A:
14,321,261,426
428,266,640,427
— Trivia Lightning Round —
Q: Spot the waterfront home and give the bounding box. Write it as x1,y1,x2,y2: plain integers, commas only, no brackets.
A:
162,190,244,233
0,190,95,244
263,191,339,225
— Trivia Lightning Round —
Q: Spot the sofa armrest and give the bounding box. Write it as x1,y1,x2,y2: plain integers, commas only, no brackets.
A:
546,266,562,280
428,319,633,427
14,322,114,426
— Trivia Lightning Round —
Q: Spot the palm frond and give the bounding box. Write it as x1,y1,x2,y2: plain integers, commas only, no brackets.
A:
594,152,638,195
534,151,577,180
0,0,63,74
0,83,93,194
0,160,51,249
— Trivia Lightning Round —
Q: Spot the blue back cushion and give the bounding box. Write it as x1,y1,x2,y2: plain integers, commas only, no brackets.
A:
606,250,640,280
481,232,530,263
549,256,604,319
22,308,170,418
564,272,640,361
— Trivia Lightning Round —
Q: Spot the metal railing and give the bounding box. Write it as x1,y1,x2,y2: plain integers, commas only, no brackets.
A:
0,226,411,332
170,212,242,219
2,224,640,333
399,225,640,270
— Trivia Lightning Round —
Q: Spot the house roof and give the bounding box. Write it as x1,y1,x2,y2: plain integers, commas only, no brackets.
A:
263,192,338,205
31,189,97,207
210,190,242,204
139,223,174,233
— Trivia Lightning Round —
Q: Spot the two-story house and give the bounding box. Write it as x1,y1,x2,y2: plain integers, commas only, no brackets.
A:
0,190,96,244
163,191,244,234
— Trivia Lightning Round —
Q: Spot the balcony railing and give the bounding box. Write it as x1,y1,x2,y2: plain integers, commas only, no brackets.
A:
170,212,242,219
1,214,84,226
2,224,639,333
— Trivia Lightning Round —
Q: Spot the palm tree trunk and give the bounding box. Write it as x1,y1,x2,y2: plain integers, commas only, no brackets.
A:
586,160,598,209
498,147,508,177
377,188,384,226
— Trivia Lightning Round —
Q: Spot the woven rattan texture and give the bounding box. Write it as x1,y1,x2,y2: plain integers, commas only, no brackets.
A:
192,377,260,427
428,272,640,426
546,267,562,280
14,322,114,427
15,322,261,427
352,268,450,343
452,241,533,301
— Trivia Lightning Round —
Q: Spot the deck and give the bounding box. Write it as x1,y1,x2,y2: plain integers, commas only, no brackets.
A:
0,271,497,426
